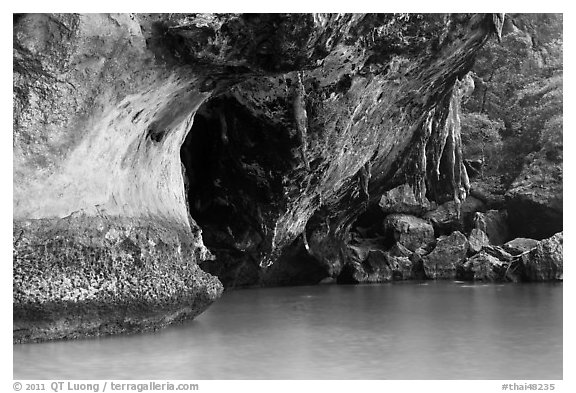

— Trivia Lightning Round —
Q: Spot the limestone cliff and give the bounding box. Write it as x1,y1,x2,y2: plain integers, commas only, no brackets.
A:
13,13,502,342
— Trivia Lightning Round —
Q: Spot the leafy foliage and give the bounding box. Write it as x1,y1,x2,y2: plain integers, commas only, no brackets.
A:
461,13,562,187
461,113,503,175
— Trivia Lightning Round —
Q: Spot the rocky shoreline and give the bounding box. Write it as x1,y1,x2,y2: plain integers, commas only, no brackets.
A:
13,215,223,343
339,182,562,284
13,13,561,343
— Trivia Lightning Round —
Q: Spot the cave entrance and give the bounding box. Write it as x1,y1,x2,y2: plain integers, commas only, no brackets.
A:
180,95,295,286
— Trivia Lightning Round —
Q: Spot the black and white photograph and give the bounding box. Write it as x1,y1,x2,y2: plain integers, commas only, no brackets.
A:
9,5,567,389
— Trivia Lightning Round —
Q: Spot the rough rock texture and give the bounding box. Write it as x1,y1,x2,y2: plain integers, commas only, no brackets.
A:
383,214,435,252
520,232,563,281
422,231,469,279
423,200,462,236
340,245,414,284
472,209,510,245
423,195,486,236
179,13,503,285
459,251,508,282
468,228,490,253
458,233,562,283
460,195,486,231
13,215,222,343
14,13,504,340
482,244,514,262
379,183,432,215
338,250,394,284
469,179,506,209
503,237,540,255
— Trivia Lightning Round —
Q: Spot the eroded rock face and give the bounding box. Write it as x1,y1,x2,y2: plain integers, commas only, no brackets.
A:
383,214,435,252
503,238,540,255
379,183,432,216
14,13,504,340
13,215,222,343
521,232,563,281
460,196,486,231
422,231,469,279
424,201,462,236
339,246,414,284
472,210,510,245
468,228,490,253
459,251,508,282
180,13,503,285
458,233,562,283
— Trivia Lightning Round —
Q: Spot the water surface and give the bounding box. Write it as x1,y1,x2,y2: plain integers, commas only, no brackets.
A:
13,282,562,379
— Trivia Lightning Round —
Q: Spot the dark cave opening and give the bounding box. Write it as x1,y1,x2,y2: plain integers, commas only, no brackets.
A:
181,95,317,287
181,97,275,254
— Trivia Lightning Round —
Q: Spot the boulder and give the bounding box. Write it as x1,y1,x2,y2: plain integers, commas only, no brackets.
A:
482,245,514,262
459,251,509,282
460,196,486,232
385,254,413,281
336,260,369,284
422,231,469,279
338,248,413,284
365,250,395,282
521,232,563,281
383,214,435,252
502,238,540,255
341,238,391,284
387,242,413,258
408,253,426,280
468,228,490,253
379,183,432,216
347,237,387,262
424,201,462,236
472,210,510,245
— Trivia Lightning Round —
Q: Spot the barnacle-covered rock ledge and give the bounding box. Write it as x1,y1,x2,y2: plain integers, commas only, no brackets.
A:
13,13,503,343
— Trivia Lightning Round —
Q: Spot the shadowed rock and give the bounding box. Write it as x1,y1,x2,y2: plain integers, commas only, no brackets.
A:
505,124,562,240
422,231,469,279
520,232,563,281
383,214,435,252
379,183,432,216
468,228,490,253
473,210,510,245
459,251,509,282
13,13,505,341
503,238,540,255
424,201,462,236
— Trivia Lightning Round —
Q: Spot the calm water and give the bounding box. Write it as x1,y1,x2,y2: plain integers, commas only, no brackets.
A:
14,282,562,380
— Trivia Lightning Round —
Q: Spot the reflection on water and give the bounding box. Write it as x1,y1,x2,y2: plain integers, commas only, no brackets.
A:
13,282,562,379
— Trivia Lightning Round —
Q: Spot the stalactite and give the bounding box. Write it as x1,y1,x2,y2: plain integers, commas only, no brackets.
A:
461,161,470,195
423,71,475,207
359,161,371,200
413,109,435,202
431,106,452,182
453,72,474,203
302,228,311,253
492,13,506,42
445,115,458,198
293,71,311,171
